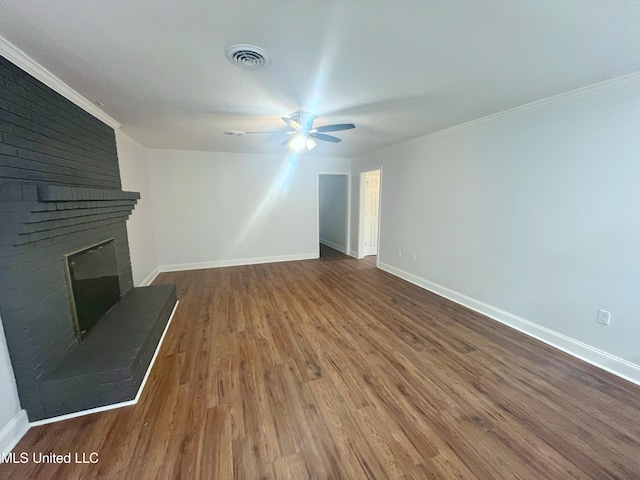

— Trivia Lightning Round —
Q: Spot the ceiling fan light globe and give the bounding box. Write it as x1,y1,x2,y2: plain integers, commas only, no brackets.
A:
289,134,306,151
305,137,317,150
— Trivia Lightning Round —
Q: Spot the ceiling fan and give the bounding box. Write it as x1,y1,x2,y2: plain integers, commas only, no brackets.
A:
224,112,355,151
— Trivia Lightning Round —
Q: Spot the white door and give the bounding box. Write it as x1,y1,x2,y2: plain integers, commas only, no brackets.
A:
364,171,380,256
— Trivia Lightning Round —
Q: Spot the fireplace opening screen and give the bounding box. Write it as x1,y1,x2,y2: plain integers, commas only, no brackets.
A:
65,239,121,340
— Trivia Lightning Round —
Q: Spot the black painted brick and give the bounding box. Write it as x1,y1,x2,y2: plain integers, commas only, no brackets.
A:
0,56,121,189
0,54,158,421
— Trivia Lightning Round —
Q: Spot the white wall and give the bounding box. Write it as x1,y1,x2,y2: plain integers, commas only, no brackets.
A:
147,149,350,269
351,79,640,375
319,174,349,253
0,314,21,424
0,313,27,456
116,132,159,286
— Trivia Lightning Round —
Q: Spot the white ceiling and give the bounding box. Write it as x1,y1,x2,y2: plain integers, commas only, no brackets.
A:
1,1,640,157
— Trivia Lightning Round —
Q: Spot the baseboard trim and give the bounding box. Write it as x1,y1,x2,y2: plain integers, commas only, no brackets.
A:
30,300,179,427
158,253,318,273
378,262,640,386
129,300,179,404
349,249,360,258
139,266,160,287
0,410,29,460
319,238,347,254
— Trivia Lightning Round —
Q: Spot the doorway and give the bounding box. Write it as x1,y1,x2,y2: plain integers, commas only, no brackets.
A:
318,173,350,255
359,169,381,258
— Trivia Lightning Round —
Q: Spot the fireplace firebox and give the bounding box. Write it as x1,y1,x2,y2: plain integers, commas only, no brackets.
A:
65,239,121,341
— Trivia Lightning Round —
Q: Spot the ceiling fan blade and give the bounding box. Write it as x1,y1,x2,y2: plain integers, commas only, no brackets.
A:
281,137,291,145
314,123,356,133
310,133,342,143
281,116,302,131
243,130,288,134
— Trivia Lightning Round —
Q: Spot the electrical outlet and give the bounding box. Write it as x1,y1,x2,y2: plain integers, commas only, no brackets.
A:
597,309,611,325
398,250,402,258
412,253,416,261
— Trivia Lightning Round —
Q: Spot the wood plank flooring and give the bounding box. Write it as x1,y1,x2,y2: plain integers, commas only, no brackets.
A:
2,245,640,479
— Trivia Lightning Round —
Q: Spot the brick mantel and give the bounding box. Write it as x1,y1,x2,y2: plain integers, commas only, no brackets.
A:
0,184,139,246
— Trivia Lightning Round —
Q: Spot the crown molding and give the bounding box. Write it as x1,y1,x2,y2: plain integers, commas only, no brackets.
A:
0,34,121,130
421,70,640,141
115,129,147,148
359,69,640,158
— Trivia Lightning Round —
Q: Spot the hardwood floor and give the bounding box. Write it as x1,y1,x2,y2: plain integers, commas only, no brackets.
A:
2,245,640,479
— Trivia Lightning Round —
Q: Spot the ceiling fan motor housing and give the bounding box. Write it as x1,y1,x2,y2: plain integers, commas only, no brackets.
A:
290,111,316,131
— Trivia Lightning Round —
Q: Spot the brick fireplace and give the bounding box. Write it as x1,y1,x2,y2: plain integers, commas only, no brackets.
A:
0,55,176,421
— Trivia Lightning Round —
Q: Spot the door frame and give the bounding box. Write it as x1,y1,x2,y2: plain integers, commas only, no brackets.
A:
316,172,351,258
357,167,383,263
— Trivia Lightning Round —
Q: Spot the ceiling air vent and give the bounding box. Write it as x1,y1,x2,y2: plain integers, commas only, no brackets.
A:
225,44,270,70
